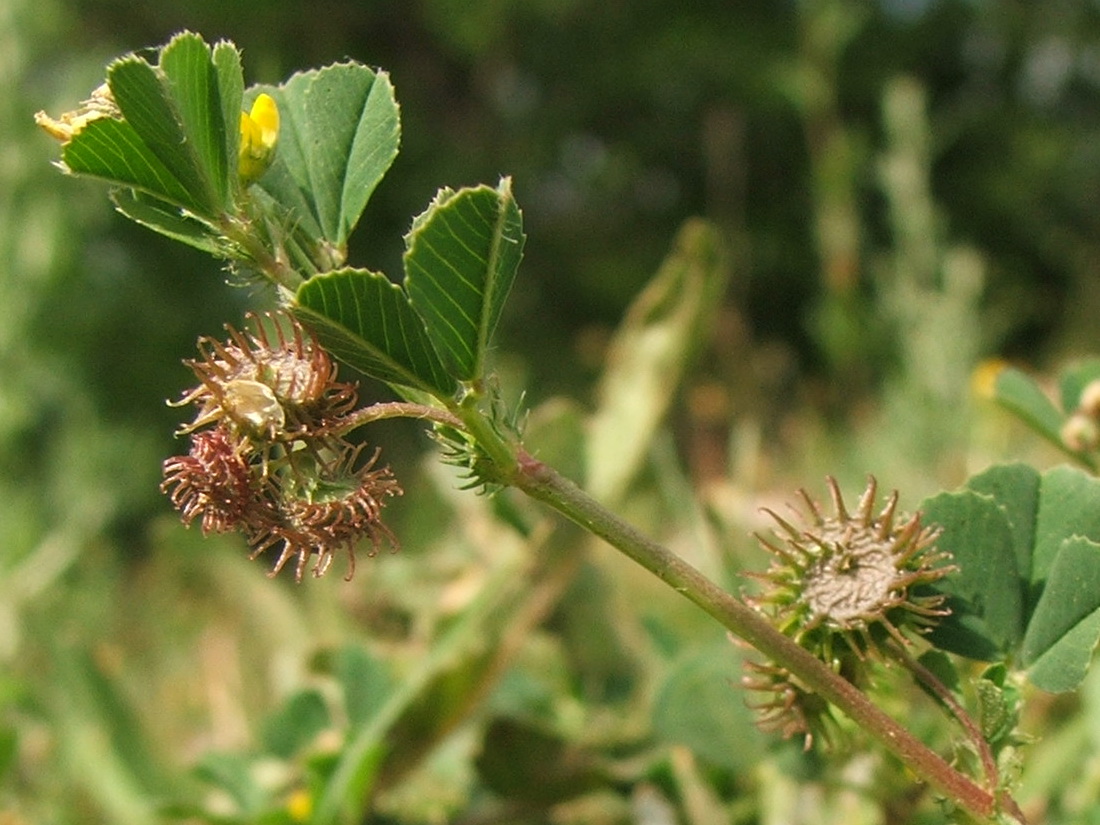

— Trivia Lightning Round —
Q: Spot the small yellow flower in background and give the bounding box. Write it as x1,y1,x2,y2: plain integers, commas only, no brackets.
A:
239,93,279,185
286,788,312,822
971,357,1009,400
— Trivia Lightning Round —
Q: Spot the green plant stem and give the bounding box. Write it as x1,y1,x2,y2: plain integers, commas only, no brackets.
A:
886,641,999,791
889,645,1029,824
397,397,1018,820
451,393,522,477
218,210,304,292
344,401,462,430
509,449,1009,822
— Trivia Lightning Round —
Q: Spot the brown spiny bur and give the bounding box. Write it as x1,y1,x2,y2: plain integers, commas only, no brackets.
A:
161,312,401,581
741,477,955,746
172,312,356,444
749,476,954,658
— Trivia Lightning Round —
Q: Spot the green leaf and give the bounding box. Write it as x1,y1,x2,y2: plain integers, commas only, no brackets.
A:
62,117,201,212
584,219,729,503
334,646,395,729
160,31,230,210
0,725,17,785
1028,612,1100,693
1059,358,1100,414
243,160,328,273
294,267,456,397
524,399,589,489
475,718,608,805
404,178,526,381
1021,537,1100,691
107,53,217,215
309,554,537,825
251,75,328,237
261,690,330,759
254,62,400,250
110,189,225,254
66,650,166,796
973,664,1019,745
921,490,1023,659
1031,466,1100,593
939,463,1100,687
60,32,243,220
965,462,1040,596
651,640,763,771
992,366,1066,450
193,752,267,815
212,40,244,194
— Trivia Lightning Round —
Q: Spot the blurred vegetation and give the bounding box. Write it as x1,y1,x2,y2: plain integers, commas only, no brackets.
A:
7,0,1100,822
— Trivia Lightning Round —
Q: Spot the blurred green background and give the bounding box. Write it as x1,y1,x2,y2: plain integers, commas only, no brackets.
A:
7,0,1100,822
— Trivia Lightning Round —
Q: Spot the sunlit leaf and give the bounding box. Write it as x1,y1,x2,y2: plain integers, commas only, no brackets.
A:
108,55,212,207
294,267,456,397
62,117,201,213
1022,537,1100,692
921,489,1023,659
212,40,244,194
252,62,400,252
160,32,231,210
404,178,525,381
59,32,243,222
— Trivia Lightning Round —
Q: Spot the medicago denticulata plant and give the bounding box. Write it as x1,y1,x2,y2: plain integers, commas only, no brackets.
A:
37,31,1100,825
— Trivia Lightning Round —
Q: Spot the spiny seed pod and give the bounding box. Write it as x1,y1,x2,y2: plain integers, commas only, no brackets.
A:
741,658,835,749
748,476,954,659
173,312,356,442
245,447,401,581
742,477,954,746
162,312,401,582
161,426,256,535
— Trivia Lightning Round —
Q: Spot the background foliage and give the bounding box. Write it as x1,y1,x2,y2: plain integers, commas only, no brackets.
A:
7,0,1100,822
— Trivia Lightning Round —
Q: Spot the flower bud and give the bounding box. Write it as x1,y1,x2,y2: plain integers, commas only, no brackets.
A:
1061,411,1100,453
239,93,279,185
1078,379,1100,419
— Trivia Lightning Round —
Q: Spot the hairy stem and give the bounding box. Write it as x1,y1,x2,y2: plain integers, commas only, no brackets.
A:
509,449,1009,821
451,393,522,477
886,641,999,790
344,401,462,430
218,210,304,292
889,645,1029,824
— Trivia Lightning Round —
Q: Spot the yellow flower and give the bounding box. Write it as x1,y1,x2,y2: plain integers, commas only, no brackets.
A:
239,93,279,185
286,788,312,822
970,357,1008,400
